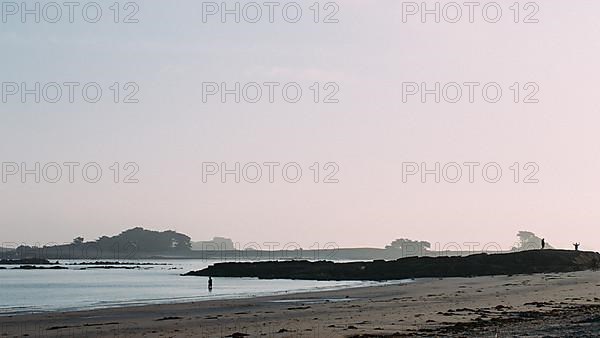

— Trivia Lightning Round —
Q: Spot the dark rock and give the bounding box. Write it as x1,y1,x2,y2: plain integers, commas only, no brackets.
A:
155,316,182,321
181,250,600,281
1,258,54,265
13,265,67,270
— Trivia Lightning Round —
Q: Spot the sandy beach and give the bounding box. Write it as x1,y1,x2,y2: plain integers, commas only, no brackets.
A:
1,270,599,337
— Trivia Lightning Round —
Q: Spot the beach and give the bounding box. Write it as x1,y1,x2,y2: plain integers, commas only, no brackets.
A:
1,270,599,337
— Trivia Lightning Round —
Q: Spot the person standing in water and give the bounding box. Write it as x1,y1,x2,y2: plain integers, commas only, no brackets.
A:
208,277,213,291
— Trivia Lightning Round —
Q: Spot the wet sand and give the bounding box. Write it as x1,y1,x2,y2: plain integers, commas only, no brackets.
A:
1,270,599,337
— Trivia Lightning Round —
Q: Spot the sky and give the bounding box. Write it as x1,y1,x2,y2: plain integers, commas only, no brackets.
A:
1,0,599,252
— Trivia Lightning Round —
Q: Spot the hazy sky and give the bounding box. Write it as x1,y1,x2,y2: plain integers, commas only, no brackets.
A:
1,0,599,251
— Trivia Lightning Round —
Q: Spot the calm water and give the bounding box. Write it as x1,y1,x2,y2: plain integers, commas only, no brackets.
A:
0,260,394,315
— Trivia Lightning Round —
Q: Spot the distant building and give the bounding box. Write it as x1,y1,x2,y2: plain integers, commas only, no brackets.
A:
192,237,235,251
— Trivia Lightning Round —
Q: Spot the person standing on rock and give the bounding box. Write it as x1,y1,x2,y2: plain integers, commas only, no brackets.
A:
573,243,580,251
541,238,545,249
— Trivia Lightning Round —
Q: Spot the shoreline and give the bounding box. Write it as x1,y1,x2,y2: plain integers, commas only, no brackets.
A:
1,271,599,337
0,279,409,318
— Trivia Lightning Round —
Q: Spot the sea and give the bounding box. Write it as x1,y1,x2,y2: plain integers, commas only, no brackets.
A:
0,259,404,315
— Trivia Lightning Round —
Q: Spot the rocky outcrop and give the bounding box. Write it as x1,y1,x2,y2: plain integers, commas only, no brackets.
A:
182,250,600,281
0,258,55,265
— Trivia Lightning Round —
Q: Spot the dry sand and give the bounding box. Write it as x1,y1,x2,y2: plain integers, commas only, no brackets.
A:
1,270,599,337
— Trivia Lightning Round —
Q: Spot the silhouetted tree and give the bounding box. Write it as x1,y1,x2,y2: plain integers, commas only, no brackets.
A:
386,238,431,255
512,231,552,251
